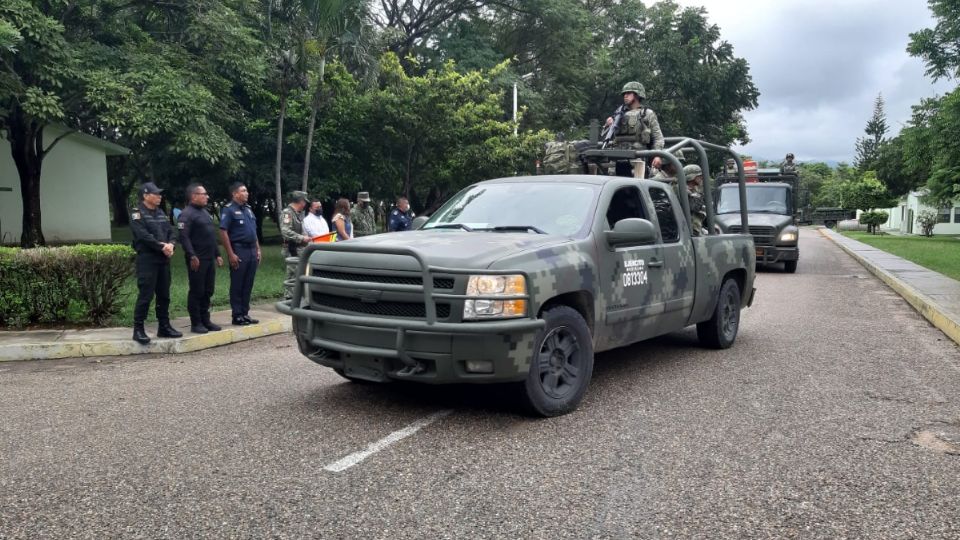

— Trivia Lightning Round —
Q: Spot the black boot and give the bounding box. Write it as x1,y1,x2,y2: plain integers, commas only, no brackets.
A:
190,316,208,334
132,324,151,345
201,314,221,332
157,320,183,338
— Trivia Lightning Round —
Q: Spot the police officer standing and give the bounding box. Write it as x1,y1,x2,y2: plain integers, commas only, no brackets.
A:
280,191,310,299
219,182,261,326
178,183,224,334
130,182,183,344
388,196,415,232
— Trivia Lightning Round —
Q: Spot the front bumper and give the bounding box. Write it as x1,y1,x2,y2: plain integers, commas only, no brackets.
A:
277,243,545,384
755,245,798,264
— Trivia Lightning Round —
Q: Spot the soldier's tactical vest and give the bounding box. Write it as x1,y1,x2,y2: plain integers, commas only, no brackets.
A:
621,107,652,147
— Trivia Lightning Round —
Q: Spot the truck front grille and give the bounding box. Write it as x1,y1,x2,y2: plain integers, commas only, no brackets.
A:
729,225,775,246
312,293,451,319
314,270,455,290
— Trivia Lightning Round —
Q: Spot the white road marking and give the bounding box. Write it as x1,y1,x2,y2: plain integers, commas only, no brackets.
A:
323,409,453,473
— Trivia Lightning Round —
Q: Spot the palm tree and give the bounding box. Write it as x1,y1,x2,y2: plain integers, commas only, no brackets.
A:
299,0,379,192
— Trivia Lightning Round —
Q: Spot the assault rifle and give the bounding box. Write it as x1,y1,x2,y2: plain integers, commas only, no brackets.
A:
600,104,626,149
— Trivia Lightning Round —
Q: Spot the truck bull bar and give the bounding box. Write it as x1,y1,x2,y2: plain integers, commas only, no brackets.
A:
276,243,545,371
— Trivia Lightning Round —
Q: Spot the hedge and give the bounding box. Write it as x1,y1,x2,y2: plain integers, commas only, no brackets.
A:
0,245,136,328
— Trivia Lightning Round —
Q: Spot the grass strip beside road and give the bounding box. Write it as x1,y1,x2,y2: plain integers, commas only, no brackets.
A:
841,232,960,281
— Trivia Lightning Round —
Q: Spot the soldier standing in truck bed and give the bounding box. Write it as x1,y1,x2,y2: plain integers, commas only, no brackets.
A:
605,81,665,177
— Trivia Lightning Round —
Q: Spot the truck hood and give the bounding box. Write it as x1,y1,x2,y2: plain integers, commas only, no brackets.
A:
714,213,793,231
308,230,573,271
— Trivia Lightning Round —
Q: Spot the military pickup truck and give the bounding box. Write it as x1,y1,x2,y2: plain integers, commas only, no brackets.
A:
715,169,800,273
278,140,756,417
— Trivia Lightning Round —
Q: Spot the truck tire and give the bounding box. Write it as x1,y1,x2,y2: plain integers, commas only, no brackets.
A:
783,260,798,273
825,220,836,229
697,278,741,349
520,306,594,417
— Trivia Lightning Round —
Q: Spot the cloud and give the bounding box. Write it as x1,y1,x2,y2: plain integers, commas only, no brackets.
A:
672,0,954,162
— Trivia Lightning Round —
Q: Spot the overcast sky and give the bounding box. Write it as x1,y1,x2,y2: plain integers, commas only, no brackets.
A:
673,0,953,164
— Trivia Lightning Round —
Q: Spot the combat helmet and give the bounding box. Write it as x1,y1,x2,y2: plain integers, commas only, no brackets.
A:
621,81,646,99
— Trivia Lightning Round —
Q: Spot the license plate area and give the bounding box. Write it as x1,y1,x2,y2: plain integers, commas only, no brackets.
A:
342,354,390,382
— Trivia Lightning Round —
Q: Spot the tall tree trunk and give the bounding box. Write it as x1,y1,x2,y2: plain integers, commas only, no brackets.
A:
274,91,288,225
109,178,131,226
302,105,318,193
403,143,414,199
8,110,45,248
302,57,326,193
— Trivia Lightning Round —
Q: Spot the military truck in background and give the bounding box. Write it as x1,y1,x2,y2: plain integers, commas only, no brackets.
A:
279,139,757,417
714,168,800,273
797,207,855,229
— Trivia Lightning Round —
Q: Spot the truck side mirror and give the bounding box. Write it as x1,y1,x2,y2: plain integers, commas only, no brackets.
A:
411,216,429,230
606,218,657,247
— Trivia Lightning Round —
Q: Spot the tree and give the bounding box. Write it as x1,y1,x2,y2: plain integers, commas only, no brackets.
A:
299,0,378,192
0,1,266,246
854,93,887,171
908,0,960,81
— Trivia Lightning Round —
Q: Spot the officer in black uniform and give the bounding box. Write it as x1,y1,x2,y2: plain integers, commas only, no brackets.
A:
178,183,224,334
129,182,183,344
219,182,261,326
388,196,415,232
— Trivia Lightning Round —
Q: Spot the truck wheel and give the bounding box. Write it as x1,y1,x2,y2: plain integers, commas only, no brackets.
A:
520,306,594,417
784,260,798,273
697,278,741,349
825,221,836,229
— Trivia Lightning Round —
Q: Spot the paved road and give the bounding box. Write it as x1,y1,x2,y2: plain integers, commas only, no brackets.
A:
2,229,959,539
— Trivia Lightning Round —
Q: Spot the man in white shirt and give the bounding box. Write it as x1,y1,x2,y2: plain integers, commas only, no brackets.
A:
302,201,329,238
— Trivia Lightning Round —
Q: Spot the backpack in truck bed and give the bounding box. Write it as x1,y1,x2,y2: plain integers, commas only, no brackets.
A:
542,140,592,174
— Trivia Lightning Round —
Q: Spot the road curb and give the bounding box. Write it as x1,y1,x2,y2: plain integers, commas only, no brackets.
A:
820,228,960,347
0,318,291,362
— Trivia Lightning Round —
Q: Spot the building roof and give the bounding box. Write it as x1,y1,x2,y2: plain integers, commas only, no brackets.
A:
45,125,130,156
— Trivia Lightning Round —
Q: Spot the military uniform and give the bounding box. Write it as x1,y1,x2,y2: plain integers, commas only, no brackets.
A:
178,202,221,331
352,204,376,237
611,82,664,177
129,182,181,343
683,164,707,236
780,159,798,175
388,208,415,232
220,200,259,322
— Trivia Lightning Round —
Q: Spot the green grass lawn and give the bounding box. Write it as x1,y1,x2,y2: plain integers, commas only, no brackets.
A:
109,217,286,326
841,232,960,281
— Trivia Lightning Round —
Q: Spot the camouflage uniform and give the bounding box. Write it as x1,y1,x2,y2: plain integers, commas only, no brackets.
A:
614,82,664,152
280,192,309,298
683,164,707,236
351,203,376,237
779,154,798,175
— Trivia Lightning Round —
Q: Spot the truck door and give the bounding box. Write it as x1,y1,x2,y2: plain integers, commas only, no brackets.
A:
597,185,665,349
645,185,696,330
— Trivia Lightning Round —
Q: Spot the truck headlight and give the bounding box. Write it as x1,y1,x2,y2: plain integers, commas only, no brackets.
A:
779,230,798,243
463,274,527,320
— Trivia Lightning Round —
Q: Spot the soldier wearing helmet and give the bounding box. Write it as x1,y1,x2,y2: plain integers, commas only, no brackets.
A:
604,81,665,176
780,152,798,175
682,164,707,236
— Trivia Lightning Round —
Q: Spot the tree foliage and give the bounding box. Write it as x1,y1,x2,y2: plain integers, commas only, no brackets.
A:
854,93,887,171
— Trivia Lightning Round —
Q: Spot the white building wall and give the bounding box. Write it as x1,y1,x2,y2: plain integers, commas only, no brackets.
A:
881,192,960,235
1,127,115,244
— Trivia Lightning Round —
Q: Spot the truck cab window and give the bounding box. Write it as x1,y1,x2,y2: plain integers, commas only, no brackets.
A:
605,186,646,228
649,187,679,243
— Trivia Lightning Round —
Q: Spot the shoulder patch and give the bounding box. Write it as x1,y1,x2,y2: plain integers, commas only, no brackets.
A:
391,209,400,216
132,212,141,220
283,213,291,224
177,222,184,229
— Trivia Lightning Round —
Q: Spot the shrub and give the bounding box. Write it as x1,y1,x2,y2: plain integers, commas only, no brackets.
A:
917,209,938,237
859,210,889,234
0,245,135,328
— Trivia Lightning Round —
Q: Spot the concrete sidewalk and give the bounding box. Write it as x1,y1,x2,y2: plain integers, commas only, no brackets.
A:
0,303,290,362
821,228,960,346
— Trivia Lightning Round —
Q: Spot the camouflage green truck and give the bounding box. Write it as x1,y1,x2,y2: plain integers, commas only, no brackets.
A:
278,142,756,417
715,169,800,273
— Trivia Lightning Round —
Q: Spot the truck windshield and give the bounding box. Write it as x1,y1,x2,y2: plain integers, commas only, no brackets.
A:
423,182,599,237
717,186,790,215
